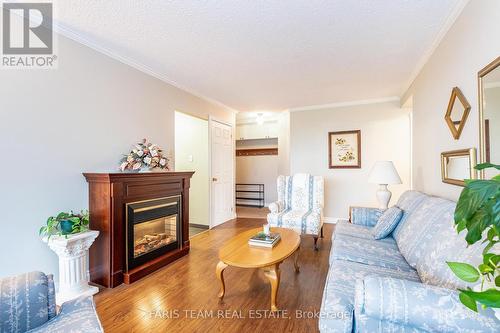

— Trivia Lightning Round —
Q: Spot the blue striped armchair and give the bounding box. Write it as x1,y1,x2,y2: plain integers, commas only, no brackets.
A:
267,174,324,249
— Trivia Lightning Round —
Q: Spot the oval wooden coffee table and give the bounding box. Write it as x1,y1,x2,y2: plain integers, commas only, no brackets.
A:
216,227,301,312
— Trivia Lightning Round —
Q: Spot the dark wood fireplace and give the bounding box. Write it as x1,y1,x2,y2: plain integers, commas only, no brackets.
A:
83,172,194,288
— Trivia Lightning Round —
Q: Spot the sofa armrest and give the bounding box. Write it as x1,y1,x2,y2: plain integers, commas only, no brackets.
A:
0,271,56,332
349,206,383,227
355,276,500,332
28,296,103,333
268,201,284,214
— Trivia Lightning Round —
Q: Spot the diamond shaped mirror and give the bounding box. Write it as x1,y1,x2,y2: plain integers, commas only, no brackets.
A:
444,87,471,140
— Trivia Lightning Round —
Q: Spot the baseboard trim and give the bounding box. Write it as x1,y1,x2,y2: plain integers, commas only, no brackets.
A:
323,217,349,224
189,223,209,230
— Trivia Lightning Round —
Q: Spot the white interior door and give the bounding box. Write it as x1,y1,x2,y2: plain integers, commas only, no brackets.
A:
210,119,234,227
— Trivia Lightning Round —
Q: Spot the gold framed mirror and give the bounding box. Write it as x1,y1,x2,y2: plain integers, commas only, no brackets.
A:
478,56,500,179
444,87,471,140
441,148,477,186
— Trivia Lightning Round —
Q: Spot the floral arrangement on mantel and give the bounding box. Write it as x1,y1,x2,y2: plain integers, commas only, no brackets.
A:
120,139,170,172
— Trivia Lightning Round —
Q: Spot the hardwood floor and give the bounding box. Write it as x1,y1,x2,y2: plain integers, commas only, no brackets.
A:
94,218,333,333
189,226,208,238
236,206,270,219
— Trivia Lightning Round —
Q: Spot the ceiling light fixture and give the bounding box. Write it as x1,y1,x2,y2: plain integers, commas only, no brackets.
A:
256,113,264,125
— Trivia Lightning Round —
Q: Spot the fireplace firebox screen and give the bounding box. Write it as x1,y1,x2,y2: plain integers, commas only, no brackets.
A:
126,196,181,270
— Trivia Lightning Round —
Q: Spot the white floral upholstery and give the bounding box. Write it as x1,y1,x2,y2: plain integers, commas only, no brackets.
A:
392,190,428,240
320,190,500,332
354,315,426,332
268,201,281,214
355,276,500,332
334,220,394,244
0,272,56,332
319,260,420,333
350,207,384,227
28,296,103,333
0,272,102,333
395,196,456,268
267,174,324,236
331,234,414,272
415,214,497,290
371,206,403,239
334,221,373,240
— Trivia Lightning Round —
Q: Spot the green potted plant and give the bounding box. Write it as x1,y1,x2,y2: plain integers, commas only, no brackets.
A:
447,163,499,312
39,210,90,239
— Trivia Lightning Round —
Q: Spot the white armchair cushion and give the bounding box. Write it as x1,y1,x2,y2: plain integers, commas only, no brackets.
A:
268,210,322,235
268,201,282,214
267,174,324,236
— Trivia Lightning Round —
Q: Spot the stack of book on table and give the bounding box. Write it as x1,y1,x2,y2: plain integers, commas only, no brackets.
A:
248,232,281,248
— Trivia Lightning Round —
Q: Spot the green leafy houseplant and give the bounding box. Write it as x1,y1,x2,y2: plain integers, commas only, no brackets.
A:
39,210,90,239
447,163,500,312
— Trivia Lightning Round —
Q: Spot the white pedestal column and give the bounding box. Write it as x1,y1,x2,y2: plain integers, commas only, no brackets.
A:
44,230,99,306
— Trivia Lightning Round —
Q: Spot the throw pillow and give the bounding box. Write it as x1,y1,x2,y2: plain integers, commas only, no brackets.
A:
371,206,403,239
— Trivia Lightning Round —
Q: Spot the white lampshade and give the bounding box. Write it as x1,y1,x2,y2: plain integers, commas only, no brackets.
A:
368,161,402,185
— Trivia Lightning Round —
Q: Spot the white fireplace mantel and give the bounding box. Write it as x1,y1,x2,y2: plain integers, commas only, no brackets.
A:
43,230,100,305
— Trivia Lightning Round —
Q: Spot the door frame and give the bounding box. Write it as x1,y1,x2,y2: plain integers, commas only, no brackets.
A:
208,116,236,229
174,110,211,232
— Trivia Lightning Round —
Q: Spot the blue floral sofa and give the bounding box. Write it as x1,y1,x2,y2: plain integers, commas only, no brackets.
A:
319,190,500,332
0,271,103,333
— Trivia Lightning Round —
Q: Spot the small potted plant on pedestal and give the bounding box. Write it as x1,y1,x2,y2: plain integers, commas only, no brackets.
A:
39,210,90,238
39,210,99,305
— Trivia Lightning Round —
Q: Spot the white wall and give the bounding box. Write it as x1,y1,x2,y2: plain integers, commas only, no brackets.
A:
0,32,234,279
236,156,278,205
278,111,291,176
290,101,411,219
402,0,500,200
175,112,209,226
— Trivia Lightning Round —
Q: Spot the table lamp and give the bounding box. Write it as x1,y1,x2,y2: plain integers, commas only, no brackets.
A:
368,161,402,209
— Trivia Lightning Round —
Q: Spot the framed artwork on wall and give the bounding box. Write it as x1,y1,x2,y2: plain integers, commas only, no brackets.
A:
328,130,361,168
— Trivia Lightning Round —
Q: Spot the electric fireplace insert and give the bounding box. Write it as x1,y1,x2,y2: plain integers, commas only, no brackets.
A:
126,196,181,270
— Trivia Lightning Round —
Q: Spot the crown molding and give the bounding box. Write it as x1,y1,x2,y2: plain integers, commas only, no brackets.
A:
400,0,470,96
4,2,237,112
10,0,467,115
50,21,239,114
289,96,400,112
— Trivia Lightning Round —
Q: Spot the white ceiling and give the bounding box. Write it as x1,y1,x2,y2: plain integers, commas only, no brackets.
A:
52,0,464,112
236,111,280,124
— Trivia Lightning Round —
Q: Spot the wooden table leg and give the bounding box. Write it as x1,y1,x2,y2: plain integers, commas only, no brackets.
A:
294,247,300,273
216,261,228,299
263,263,281,312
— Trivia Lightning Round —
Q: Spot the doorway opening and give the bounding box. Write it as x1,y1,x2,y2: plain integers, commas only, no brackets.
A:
235,112,279,219
174,111,209,238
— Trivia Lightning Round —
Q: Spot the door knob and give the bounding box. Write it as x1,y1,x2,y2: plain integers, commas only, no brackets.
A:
212,177,218,182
